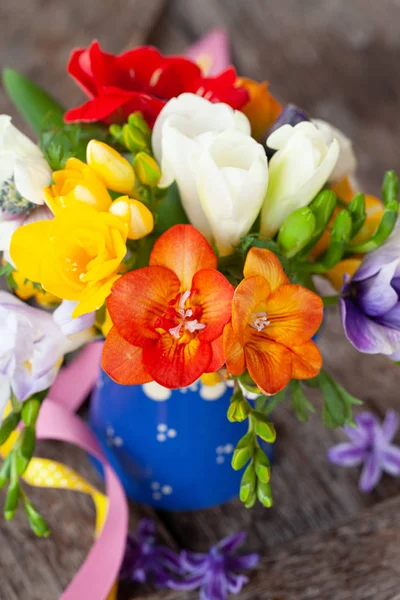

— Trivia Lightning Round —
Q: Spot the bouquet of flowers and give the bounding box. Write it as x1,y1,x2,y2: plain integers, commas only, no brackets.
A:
1,33,399,536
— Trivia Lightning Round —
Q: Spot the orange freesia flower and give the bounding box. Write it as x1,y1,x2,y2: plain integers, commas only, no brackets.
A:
236,77,282,141
102,224,234,389
223,248,323,395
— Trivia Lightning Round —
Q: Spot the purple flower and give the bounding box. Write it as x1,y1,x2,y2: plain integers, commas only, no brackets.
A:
168,532,259,600
328,410,400,492
340,223,400,359
120,519,182,588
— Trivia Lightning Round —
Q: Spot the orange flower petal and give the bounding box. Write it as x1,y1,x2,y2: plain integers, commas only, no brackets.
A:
150,224,216,289
291,340,323,379
223,323,246,376
102,327,153,385
326,258,362,292
232,275,270,342
143,334,212,388
191,268,234,342
237,78,282,141
245,336,293,395
331,177,356,204
206,335,225,373
265,284,323,346
107,265,180,347
243,248,289,292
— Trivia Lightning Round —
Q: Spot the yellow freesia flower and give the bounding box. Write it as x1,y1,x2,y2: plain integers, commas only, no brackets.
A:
87,140,135,194
109,196,154,240
10,203,128,318
1,259,60,307
44,157,112,213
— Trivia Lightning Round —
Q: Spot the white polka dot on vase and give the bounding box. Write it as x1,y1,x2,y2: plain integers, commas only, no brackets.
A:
215,443,234,465
199,381,227,401
151,481,160,490
157,424,168,433
216,456,225,464
142,381,172,401
161,485,172,495
156,433,167,442
224,444,234,454
167,429,177,438
152,492,162,500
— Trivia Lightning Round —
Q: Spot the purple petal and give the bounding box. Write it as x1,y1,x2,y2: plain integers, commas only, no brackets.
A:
356,262,399,317
180,550,209,572
390,277,400,295
226,572,249,594
155,547,183,573
136,518,156,540
359,452,383,492
381,410,399,443
343,423,369,445
377,303,400,331
202,573,228,600
340,297,400,355
53,300,95,336
382,444,400,476
353,223,400,282
217,532,247,554
355,412,380,432
227,553,260,571
327,443,366,467
167,572,206,591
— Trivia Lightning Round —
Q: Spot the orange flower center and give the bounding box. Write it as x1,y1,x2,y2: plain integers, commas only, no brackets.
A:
250,311,270,332
155,290,206,340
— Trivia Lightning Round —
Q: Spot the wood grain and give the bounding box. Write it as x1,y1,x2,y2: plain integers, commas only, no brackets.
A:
2,0,400,598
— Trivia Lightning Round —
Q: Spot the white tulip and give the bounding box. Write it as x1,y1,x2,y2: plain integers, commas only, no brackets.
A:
260,122,340,237
313,118,356,184
196,130,269,256
0,115,52,206
152,93,251,241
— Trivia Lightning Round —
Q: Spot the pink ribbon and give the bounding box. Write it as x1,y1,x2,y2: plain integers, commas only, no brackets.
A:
38,343,128,600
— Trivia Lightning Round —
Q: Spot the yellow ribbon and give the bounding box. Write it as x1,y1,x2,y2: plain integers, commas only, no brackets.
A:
0,422,118,600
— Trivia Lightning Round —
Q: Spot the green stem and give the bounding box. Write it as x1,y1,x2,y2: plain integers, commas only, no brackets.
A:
10,392,22,414
321,295,340,306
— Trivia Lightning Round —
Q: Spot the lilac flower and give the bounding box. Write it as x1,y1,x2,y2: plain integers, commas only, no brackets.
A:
120,519,182,588
340,223,400,359
0,291,69,417
168,532,259,600
328,410,400,492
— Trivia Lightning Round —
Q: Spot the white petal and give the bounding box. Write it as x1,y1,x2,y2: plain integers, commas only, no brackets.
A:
53,300,96,336
0,375,11,421
0,212,23,252
313,118,357,184
13,156,51,205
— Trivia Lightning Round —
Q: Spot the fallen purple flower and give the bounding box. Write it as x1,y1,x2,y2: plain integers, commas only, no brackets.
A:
120,519,182,588
328,410,400,492
168,532,259,600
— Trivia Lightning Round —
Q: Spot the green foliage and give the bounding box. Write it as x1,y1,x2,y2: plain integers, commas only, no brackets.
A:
312,371,362,428
40,122,112,171
2,68,64,135
278,207,316,257
290,380,316,422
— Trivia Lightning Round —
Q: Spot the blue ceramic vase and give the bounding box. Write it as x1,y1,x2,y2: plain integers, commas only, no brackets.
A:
89,371,274,511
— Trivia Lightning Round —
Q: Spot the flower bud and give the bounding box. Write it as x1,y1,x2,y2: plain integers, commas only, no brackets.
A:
232,445,252,470
109,196,154,240
86,140,135,194
133,152,161,187
227,397,251,422
123,124,148,153
251,411,276,443
348,192,366,238
4,481,20,520
321,209,352,268
16,426,36,475
23,500,50,537
382,170,399,207
254,447,270,483
21,398,41,427
277,207,316,257
239,462,256,503
128,112,151,136
0,412,20,446
256,480,273,508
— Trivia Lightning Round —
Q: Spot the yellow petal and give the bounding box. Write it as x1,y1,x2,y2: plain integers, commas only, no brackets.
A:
87,140,135,194
10,220,51,283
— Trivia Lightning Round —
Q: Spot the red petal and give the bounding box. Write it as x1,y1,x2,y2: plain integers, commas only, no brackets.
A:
102,327,152,385
64,87,138,123
291,341,323,379
191,269,234,342
243,248,289,292
245,336,293,395
143,334,212,388
67,48,97,98
223,323,246,376
206,335,225,373
150,225,217,289
107,266,180,347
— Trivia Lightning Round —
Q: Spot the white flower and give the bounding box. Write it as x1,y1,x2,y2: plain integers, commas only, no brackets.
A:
152,93,251,241
260,122,340,237
196,129,268,255
0,115,51,205
0,292,67,417
53,300,96,337
313,118,356,184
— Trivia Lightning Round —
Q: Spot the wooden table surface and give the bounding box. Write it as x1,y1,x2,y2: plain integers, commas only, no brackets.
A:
2,1,400,599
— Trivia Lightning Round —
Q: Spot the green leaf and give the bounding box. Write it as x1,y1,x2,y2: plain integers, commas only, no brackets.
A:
154,182,189,234
256,387,287,415
3,68,64,135
290,380,315,423
318,371,361,428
